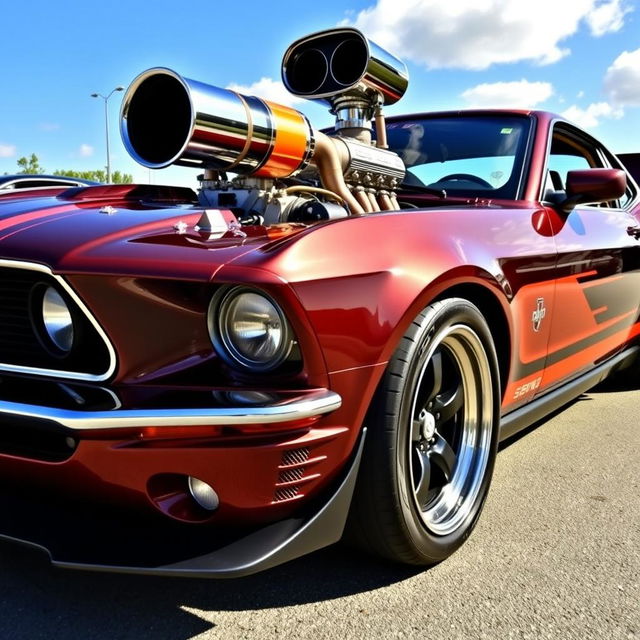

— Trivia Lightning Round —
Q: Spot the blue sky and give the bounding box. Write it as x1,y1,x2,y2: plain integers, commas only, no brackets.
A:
0,0,638,187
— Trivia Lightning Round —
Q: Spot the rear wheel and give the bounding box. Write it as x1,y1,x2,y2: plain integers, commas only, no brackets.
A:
347,298,500,564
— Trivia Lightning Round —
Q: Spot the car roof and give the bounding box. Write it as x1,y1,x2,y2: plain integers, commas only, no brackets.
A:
385,109,558,123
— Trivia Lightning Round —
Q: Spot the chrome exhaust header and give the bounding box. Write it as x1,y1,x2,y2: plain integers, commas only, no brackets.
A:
120,68,314,177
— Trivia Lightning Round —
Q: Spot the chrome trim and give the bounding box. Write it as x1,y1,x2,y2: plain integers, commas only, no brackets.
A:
0,388,342,431
0,259,117,382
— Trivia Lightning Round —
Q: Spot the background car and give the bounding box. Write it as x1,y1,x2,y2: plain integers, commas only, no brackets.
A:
0,174,100,199
0,174,99,191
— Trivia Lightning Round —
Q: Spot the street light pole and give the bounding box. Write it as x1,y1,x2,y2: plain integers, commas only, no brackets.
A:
90,86,124,183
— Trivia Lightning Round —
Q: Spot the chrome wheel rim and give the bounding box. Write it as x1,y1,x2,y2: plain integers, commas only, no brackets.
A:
406,323,494,536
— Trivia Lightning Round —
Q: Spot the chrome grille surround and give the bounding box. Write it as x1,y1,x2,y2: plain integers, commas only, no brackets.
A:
0,259,117,382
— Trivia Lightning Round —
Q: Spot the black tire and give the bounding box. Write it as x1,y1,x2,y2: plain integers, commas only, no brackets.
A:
346,298,501,565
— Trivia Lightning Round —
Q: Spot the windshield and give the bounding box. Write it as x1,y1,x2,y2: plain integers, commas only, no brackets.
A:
386,115,532,199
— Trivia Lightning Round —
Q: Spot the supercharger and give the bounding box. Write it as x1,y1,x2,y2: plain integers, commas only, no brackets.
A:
120,28,409,225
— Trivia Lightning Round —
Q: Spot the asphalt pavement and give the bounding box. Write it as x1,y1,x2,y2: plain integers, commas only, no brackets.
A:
0,380,638,640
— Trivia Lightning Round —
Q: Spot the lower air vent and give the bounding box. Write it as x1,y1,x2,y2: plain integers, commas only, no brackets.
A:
274,487,300,502
278,467,305,483
281,447,310,466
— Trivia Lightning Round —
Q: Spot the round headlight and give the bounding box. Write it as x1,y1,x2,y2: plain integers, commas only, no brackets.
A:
42,286,74,353
209,287,293,371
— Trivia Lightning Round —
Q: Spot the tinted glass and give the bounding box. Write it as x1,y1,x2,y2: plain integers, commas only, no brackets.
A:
386,115,531,199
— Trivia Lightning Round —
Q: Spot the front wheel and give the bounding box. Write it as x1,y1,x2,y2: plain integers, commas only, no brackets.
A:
347,298,501,565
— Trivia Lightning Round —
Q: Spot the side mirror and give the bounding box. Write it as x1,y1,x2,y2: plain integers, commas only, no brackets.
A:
561,168,627,213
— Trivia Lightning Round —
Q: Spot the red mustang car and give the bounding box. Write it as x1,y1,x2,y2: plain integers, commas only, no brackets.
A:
0,28,638,577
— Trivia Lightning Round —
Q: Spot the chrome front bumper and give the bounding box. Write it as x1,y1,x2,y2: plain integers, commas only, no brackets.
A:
0,378,358,577
0,388,342,431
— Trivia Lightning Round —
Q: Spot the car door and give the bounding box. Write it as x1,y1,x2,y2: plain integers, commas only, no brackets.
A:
536,122,640,396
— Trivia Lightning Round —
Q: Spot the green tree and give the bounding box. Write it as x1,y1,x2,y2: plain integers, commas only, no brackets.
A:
15,153,133,183
52,169,133,184
110,171,133,184
17,153,45,174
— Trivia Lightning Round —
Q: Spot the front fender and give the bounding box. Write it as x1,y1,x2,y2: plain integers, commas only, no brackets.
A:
228,209,515,373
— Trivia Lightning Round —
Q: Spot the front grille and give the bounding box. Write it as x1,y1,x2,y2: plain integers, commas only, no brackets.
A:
0,265,112,379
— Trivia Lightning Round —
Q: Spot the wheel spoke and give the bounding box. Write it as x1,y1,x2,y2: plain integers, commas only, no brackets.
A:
433,381,464,424
411,418,423,441
429,432,457,482
413,349,444,415
413,447,432,508
426,350,443,403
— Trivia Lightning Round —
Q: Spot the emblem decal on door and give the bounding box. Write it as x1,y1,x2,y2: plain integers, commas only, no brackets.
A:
532,298,546,332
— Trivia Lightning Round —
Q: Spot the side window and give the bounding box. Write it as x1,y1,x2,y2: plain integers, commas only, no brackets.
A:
618,184,634,209
547,152,591,184
543,126,622,208
547,128,602,187
604,151,638,210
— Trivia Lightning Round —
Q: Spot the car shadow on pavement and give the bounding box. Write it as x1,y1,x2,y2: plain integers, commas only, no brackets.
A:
0,538,423,640
499,369,638,452
590,371,639,393
498,393,587,451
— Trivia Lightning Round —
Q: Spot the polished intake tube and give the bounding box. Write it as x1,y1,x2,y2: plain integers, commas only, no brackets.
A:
120,68,314,177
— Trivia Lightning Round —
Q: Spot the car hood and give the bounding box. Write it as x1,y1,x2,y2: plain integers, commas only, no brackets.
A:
0,190,304,281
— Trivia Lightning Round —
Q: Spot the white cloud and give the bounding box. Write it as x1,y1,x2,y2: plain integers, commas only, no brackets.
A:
39,122,61,132
586,0,630,35
461,80,553,108
79,144,94,157
562,102,623,128
345,0,632,70
563,46,640,129
0,144,16,158
604,48,640,107
226,77,304,107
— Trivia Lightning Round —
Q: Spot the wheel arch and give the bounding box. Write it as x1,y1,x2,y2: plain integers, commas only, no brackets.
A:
321,270,515,422
431,282,512,401
346,294,502,563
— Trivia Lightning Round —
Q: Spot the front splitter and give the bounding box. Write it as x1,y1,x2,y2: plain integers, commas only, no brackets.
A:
0,429,365,578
